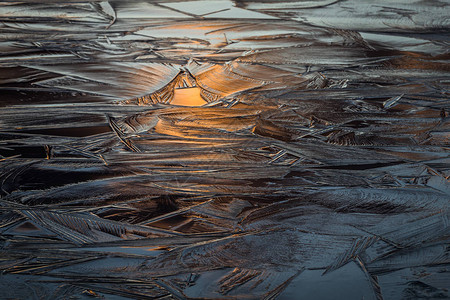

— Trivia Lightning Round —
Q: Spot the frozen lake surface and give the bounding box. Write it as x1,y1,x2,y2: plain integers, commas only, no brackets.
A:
0,1,449,299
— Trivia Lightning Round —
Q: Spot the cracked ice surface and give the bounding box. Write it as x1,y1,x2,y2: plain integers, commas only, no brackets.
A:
0,1,449,299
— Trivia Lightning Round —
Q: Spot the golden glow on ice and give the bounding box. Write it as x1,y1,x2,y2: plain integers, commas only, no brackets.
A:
171,87,206,106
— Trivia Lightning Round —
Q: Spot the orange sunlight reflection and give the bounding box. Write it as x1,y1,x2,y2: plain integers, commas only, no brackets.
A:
171,87,207,106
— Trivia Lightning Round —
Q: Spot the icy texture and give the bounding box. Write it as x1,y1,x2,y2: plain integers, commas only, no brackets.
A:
0,1,449,299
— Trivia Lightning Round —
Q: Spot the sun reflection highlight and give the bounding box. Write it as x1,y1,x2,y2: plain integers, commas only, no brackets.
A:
171,86,207,106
